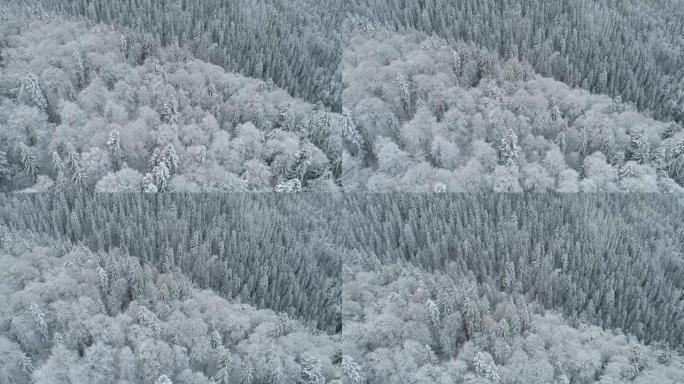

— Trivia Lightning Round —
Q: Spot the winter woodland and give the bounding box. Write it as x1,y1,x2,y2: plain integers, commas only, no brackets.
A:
1,0,684,383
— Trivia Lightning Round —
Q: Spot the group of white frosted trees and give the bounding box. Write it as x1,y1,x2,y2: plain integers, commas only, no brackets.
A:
0,16,343,193
341,26,684,192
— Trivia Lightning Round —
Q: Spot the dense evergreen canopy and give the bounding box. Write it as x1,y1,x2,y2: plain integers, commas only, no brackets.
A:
3,0,343,110
0,194,343,333
338,194,684,349
349,0,684,123
2,194,684,382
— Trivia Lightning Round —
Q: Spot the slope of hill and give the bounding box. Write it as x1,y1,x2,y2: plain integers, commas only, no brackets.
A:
343,262,684,384
0,15,342,193
3,0,343,110
338,194,684,349
0,231,341,384
341,27,684,192
348,0,684,123
0,194,343,333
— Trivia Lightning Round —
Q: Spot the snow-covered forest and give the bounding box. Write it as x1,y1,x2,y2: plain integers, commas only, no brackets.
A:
0,13,342,193
0,194,342,333
2,194,684,383
2,0,684,383
343,263,684,384
350,0,684,123
339,195,684,347
2,0,342,110
341,25,684,192
0,194,343,383
0,231,341,384
339,194,684,383
2,2,684,193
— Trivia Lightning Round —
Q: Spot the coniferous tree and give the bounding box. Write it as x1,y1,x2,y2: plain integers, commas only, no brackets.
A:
300,357,325,384
19,143,39,182
498,126,519,167
342,355,364,384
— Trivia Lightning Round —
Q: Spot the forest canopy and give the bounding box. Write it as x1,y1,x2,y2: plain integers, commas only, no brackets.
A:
0,231,341,384
341,26,684,192
349,0,684,124
2,0,343,110
343,262,684,384
0,14,342,193
2,0,684,383
0,194,343,333
2,194,684,383
338,194,684,349
338,194,684,383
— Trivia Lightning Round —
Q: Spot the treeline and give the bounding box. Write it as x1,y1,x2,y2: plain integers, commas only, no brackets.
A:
343,262,684,383
348,0,684,123
0,231,341,384
0,194,343,333
338,194,684,349
4,0,342,110
341,28,684,192
0,15,342,193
